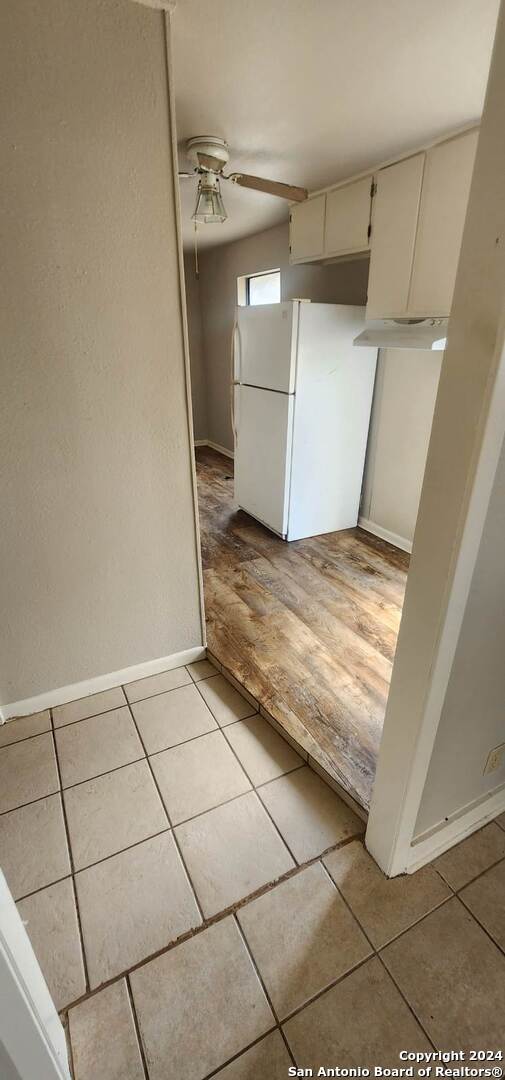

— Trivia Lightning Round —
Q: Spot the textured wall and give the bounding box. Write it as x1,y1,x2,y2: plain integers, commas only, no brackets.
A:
0,0,203,704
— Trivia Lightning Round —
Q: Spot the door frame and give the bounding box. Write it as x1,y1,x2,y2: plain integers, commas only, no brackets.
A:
0,872,71,1080
366,1,505,876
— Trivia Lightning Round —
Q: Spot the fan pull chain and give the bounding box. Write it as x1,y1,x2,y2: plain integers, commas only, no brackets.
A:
194,221,199,278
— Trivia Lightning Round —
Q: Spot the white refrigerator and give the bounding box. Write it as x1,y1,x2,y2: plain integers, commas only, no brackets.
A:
232,301,377,542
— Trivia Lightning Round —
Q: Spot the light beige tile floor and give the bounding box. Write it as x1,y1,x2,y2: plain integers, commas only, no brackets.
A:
75,831,201,987
237,861,371,1018
225,713,303,785
0,708,50,747
55,707,143,787
124,665,191,703
17,878,86,1010
212,1030,292,1078
175,790,295,917
130,917,274,1080
53,686,126,727
433,821,505,889
0,731,59,813
197,673,257,726
0,793,70,899
68,979,145,1080
284,956,432,1068
130,682,217,753
150,729,251,825
63,759,168,870
382,897,505,1050
1,667,504,1079
461,857,505,949
258,765,364,862
324,838,450,947
188,658,219,682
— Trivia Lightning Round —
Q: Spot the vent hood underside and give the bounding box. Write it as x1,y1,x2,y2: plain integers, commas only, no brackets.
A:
354,318,448,351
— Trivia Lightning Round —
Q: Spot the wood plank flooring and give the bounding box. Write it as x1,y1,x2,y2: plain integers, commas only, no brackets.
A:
195,446,409,811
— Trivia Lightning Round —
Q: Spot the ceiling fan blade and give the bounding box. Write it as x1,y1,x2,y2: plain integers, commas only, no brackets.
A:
197,152,227,172
226,173,307,202
178,172,194,179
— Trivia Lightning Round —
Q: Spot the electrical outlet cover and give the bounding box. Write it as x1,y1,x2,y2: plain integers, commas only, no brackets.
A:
484,742,505,775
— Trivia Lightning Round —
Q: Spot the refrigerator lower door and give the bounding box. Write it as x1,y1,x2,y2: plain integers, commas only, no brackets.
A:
234,385,294,536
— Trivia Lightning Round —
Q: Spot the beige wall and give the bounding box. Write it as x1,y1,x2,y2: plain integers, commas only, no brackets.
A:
183,254,208,441
0,0,203,706
196,222,369,451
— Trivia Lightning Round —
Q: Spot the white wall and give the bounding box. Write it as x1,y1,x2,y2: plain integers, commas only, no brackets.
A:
183,254,208,441
0,1,203,708
367,1,505,873
361,348,442,546
414,430,505,835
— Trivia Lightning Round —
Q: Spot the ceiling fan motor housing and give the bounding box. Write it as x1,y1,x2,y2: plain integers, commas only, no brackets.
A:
186,136,229,172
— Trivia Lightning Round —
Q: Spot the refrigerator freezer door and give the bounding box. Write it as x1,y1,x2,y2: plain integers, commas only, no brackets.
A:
234,385,294,536
236,302,299,392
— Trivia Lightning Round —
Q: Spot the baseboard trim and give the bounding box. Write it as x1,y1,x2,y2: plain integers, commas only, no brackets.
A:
0,645,206,722
407,784,505,873
194,439,234,460
358,516,412,554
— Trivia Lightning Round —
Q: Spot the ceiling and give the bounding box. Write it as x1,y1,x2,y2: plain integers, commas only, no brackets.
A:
172,0,499,251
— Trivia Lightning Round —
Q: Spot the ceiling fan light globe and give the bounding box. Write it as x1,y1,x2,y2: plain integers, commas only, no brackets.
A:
192,176,227,224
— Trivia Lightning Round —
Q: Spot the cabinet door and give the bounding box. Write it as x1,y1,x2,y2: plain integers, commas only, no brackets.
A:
366,153,425,319
324,176,372,257
289,194,325,261
408,130,478,317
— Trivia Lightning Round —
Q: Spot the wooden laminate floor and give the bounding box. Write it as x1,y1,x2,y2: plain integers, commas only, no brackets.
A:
195,446,409,811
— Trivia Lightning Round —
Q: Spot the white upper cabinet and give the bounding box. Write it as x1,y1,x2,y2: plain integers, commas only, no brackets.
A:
289,127,478,318
407,129,478,317
366,153,425,319
289,194,326,261
324,176,372,258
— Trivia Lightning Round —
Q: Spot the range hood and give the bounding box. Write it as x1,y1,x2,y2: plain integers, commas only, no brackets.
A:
354,318,448,351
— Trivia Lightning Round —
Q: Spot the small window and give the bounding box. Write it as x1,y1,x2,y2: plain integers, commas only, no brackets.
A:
246,269,281,306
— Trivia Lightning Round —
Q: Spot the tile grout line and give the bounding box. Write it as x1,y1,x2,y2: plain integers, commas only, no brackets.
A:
125,973,150,1080
58,834,361,1018
9,760,345,907
455,890,505,960
49,711,91,995
16,825,175,903
437,848,505,894
192,670,302,866
233,913,298,1070
318,858,439,1051
201,1027,279,1080
123,693,206,925
0,723,53,750
63,1014,75,1080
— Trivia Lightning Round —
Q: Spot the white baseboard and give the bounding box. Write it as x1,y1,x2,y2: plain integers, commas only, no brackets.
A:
194,439,234,460
0,645,206,722
358,516,412,554
407,783,505,872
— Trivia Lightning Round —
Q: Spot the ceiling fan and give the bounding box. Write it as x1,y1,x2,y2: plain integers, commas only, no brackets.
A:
179,136,308,224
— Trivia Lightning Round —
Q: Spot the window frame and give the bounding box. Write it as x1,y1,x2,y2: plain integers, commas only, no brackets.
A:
239,268,281,307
